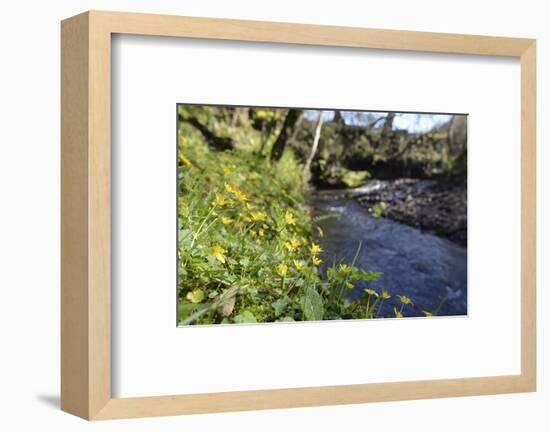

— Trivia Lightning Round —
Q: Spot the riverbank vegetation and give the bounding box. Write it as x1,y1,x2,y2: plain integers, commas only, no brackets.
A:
177,105,466,324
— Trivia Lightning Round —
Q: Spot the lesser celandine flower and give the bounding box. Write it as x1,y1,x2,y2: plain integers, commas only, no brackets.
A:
224,183,249,201
312,256,322,266
284,237,301,251
221,216,232,225
338,263,351,274
214,193,230,207
422,310,433,317
224,183,236,194
381,290,391,299
220,164,234,174
245,202,255,210
345,281,354,289
293,260,305,271
365,288,379,297
284,210,297,225
276,263,288,277
393,307,403,318
210,245,226,263
251,211,268,222
179,154,193,168
233,188,249,202
397,294,412,305
310,242,322,256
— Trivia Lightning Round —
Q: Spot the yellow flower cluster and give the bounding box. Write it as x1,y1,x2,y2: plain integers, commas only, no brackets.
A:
284,210,297,225
224,183,249,202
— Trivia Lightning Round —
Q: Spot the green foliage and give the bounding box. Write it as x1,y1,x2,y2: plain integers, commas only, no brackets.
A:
341,170,370,188
300,286,324,321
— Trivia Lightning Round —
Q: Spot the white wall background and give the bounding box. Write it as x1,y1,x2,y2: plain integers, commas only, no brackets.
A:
0,0,547,429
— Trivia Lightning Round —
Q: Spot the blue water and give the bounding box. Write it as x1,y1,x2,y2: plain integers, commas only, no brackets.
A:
311,190,467,317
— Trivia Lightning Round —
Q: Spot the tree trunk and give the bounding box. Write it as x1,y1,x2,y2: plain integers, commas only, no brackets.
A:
304,111,324,175
270,109,303,162
333,110,345,125
376,112,395,149
381,112,395,141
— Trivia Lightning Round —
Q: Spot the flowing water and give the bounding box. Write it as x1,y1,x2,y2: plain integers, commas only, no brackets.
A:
310,190,467,317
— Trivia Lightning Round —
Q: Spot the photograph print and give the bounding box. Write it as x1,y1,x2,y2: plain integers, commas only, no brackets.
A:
177,105,467,325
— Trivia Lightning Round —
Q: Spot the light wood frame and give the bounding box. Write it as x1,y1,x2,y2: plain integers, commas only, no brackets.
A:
61,10,537,421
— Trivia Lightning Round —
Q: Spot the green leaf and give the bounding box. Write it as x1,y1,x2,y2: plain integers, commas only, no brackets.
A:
300,287,324,321
178,302,208,322
234,310,257,324
271,297,291,316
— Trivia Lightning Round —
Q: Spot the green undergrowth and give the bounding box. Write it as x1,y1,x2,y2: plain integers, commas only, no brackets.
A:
177,117,422,325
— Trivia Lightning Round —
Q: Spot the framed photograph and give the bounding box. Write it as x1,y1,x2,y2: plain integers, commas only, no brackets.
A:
61,10,536,420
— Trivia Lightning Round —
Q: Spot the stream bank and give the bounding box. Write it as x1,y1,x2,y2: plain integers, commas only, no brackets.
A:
345,179,467,246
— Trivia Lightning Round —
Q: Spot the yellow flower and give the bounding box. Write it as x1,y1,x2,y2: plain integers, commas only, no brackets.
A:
249,229,257,237
224,183,250,202
210,245,226,263
224,183,237,194
338,263,351,274
345,281,354,289
213,193,230,207
186,289,204,304
276,263,288,277
316,226,324,238
393,307,403,318
245,202,255,210
422,310,433,317
293,260,305,271
221,164,234,174
381,290,391,299
221,216,232,225
178,154,193,168
285,210,297,225
284,236,301,251
364,288,379,297
397,294,412,305
251,211,268,222
310,242,323,256
234,189,249,202
258,228,265,237
312,256,322,266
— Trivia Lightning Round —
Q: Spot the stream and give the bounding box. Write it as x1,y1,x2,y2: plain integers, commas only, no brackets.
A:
310,189,467,317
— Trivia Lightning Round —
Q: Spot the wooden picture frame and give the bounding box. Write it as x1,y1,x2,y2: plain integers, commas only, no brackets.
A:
61,10,536,420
